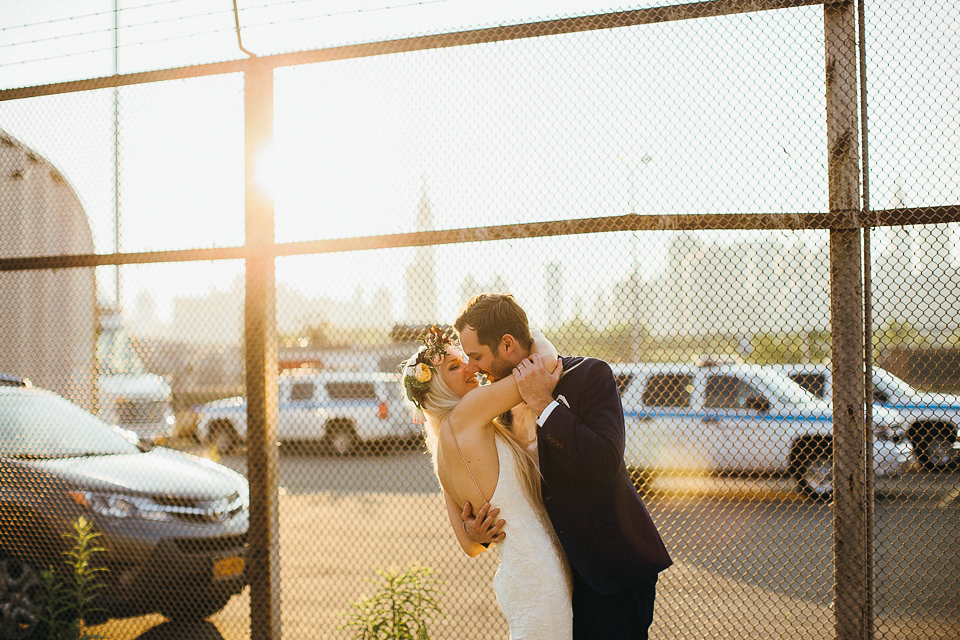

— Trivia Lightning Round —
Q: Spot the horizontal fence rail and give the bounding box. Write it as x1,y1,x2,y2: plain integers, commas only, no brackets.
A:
0,0,830,101
2,206,960,271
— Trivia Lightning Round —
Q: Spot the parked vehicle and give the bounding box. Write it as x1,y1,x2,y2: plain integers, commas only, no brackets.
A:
194,370,417,455
96,301,176,443
0,385,248,637
766,364,959,470
612,361,914,498
0,374,28,387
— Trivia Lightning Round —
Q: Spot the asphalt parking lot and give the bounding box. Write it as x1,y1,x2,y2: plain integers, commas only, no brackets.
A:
87,444,960,640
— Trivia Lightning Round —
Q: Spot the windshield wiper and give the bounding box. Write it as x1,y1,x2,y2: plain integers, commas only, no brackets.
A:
68,451,125,458
7,451,124,459
7,453,66,460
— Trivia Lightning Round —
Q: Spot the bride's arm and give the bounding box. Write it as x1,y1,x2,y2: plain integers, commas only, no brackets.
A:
529,329,559,366
448,329,560,429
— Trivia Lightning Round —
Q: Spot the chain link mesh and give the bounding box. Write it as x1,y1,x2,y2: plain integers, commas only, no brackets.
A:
1,1,958,639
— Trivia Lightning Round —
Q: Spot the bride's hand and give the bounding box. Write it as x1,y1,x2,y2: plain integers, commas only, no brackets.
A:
513,354,562,414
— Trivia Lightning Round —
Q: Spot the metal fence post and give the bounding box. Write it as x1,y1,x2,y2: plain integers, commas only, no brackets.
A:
825,2,872,639
244,61,281,640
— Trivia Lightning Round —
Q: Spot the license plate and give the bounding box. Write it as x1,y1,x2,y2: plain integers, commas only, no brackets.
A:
213,555,244,580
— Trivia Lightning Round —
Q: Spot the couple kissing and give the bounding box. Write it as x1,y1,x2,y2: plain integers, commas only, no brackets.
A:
400,293,671,640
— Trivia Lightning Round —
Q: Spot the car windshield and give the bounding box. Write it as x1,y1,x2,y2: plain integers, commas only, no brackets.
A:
753,369,822,405
873,369,917,398
0,392,140,458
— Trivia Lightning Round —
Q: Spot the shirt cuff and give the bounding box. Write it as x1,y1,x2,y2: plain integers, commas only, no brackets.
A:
536,399,560,427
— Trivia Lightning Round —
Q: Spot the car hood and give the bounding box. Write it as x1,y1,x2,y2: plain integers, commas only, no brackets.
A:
99,373,171,399
200,396,246,411
26,447,246,500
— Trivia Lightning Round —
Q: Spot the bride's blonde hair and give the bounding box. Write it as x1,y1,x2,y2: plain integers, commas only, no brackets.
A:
400,350,545,521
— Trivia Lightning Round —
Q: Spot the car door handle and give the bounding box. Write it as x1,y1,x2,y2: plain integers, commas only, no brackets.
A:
702,416,722,424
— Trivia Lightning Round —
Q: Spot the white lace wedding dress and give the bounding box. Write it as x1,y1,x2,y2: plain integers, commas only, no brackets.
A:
489,435,573,639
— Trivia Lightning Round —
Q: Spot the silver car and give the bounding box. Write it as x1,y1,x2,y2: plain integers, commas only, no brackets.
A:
0,385,249,637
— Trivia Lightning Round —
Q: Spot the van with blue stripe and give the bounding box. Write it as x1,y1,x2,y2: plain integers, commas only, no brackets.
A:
612,360,915,498
766,364,960,470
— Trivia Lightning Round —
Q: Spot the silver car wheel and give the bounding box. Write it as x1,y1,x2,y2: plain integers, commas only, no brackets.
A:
799,450,834,499
918,438,955,470
325,423,358,456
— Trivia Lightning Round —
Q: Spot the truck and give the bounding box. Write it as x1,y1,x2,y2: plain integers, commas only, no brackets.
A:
96,300,176,443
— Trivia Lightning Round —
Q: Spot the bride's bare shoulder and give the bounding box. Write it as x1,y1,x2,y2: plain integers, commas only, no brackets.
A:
438,414,483,446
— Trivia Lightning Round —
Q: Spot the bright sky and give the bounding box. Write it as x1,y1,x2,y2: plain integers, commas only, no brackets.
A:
0,0,957,327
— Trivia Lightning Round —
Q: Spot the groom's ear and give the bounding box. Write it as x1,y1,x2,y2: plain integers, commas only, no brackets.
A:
499,334,519,358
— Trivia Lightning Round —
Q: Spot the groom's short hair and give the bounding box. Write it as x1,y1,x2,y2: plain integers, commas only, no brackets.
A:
455,293,533,352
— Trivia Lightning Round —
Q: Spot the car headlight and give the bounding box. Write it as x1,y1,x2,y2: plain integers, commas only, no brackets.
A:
69,491,173,522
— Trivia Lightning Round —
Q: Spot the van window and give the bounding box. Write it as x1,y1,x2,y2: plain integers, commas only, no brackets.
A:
641,374,693,408
788,373,827,399
615,373,634,396
327,382,378,401
705,375,761,409
289,382,315,401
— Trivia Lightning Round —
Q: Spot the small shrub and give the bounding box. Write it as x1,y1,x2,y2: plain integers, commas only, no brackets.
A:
38,516,108,640
340,564,442,640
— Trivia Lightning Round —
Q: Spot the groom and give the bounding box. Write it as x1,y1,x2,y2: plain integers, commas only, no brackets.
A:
455,293,672,640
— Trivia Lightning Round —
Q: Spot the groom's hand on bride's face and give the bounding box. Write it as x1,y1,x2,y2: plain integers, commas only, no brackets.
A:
462,501,506,545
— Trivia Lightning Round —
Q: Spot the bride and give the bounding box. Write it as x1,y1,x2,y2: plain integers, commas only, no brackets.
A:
400,326,572,640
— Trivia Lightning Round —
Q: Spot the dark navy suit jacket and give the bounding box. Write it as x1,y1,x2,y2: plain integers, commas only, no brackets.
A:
538,356,672,595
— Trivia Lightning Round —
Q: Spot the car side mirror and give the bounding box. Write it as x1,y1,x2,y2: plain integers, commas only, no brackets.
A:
745,395,770,412
873,390,889,404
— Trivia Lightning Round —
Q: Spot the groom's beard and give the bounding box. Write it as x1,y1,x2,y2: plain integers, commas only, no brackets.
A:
486,356,514,382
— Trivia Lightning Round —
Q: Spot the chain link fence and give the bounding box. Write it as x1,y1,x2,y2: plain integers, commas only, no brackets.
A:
1,1,959,638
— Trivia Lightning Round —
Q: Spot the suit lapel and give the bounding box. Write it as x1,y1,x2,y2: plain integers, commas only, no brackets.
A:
553,356,585,407
559,356,585,378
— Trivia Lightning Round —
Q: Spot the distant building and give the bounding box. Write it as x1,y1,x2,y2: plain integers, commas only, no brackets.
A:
0,128,95,406
458,274,482,309
874,224,960,344
457,273,511,313
613,232,830,339
403,182,438,324
872,188,960,344
162,278,395,346
544,262,563,328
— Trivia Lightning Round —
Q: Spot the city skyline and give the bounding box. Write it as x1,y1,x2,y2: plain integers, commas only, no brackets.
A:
125,223,960,347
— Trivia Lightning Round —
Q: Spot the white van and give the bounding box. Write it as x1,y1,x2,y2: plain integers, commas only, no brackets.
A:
195,370,417,455
766,364,959,470
612,361,914,498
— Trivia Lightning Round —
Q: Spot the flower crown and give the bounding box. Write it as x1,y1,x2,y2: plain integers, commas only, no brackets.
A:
402,325,457,413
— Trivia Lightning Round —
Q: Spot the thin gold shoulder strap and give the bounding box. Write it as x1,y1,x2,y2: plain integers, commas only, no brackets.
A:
445,419,488,504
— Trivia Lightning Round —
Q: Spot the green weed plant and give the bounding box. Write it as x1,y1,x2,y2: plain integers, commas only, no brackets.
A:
340,564,442,640
38,516,108,640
